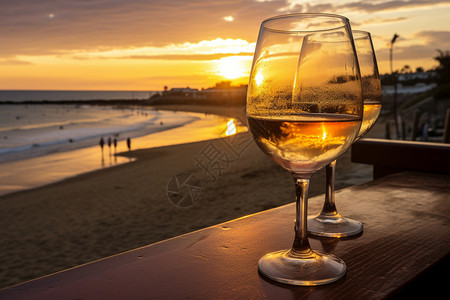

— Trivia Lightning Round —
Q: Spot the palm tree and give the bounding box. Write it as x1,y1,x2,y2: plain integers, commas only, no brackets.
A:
434,50,450,84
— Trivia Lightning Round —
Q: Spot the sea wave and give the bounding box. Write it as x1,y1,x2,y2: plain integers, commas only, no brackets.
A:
0,105,200,161
0,113,161,133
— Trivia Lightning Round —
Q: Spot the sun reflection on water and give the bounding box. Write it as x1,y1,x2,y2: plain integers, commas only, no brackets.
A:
226,119,237,136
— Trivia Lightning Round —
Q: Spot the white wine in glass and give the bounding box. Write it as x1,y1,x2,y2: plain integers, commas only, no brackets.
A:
307,30,382,238
247,114,361,175
247,13,363,286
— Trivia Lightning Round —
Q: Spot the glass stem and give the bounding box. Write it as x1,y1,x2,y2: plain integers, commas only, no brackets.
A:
291,175,313,257
322,160,338,216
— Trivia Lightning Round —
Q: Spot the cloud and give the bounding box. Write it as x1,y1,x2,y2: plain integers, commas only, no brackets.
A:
338,0,450,13
117,52,254,61
0,58,34,65
415,30,450,45
66,38,256,61
351,16,408,27
282,0,450,13
397,31,450,60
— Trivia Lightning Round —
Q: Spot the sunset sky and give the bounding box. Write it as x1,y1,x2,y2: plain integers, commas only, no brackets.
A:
1,0,450,91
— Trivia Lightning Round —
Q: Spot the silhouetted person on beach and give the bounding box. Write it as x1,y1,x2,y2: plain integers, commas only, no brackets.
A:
113,138,117,152
106,137,112,157
127,137,131,151
99,137,105,166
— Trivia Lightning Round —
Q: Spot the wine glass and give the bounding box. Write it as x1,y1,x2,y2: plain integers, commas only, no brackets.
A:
247,13,363,286
307,30,382,238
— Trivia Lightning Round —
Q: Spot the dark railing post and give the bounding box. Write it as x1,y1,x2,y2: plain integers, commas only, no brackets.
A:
444,108,450,143
385,121,391,139
412,110,421,141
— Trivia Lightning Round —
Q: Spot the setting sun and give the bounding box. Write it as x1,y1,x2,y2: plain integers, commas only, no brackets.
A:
216,56,251,80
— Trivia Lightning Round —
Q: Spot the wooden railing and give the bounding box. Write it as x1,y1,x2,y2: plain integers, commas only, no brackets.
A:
352,138,450,178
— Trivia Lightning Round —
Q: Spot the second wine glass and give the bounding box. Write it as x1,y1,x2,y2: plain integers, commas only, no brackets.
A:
307,30,382,238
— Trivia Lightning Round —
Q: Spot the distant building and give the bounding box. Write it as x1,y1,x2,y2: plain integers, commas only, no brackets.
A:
382,83,437,95
200,85,247,99
397,71,436,81
162,87,199,97
155,84,247,106
381,71,437,95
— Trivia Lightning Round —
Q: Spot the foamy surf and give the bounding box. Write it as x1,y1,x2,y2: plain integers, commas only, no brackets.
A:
0,105,199,163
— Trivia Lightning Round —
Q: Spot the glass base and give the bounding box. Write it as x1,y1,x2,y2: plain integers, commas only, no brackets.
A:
258,249,346,286
307,214,363,238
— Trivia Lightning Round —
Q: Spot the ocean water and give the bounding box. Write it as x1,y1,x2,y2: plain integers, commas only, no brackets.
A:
0,104,200,163
0,90,157,102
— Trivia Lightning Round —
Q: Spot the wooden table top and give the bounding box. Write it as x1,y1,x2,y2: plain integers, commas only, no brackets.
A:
1,171,449,299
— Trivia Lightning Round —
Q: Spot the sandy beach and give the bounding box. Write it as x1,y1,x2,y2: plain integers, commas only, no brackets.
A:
0,104,378,288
